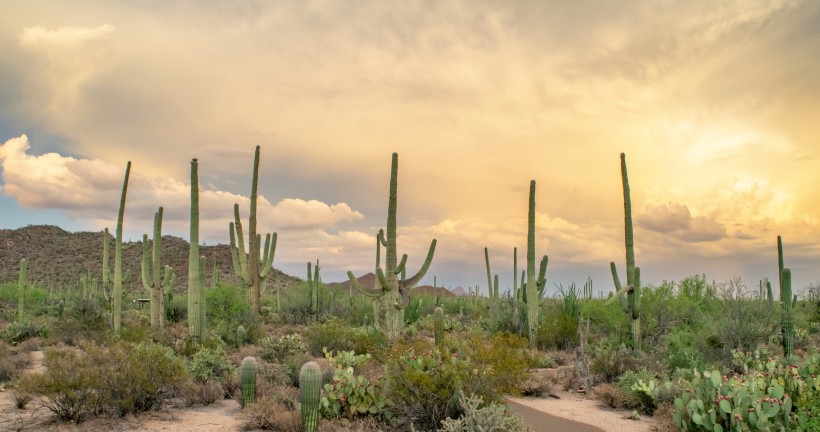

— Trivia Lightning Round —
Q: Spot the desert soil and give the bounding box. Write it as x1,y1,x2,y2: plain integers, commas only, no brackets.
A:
1,351,655,432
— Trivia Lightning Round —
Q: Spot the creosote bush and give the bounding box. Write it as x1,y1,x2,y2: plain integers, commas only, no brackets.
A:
21,341,188,422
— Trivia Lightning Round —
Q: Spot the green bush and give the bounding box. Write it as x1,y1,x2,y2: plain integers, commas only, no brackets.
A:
1,320,49,345
188,346,235,388
303,318,386,357
206,283,256,346
258,334,306,363
438,391,525,432
385,333,533,429
21,341,188,422
320,365,392,420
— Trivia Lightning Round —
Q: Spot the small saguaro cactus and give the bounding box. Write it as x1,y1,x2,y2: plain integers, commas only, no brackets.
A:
307,260,320,322
240,356,258,407
346,153,437,341
300,361,322,432
236,325,246,347
605,153,641,351
17,258,27,322
433,306,444,346
229,145,277,316
141,207,174,329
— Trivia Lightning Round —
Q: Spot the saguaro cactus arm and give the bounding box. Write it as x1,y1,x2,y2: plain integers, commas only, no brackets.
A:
113,161,131,332
399,239,437,289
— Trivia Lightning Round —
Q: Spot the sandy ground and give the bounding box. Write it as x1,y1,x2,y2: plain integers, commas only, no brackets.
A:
0,351,657,432
508,391,655,432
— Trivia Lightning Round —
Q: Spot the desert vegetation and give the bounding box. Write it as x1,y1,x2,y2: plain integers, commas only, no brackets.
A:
1,150,819,432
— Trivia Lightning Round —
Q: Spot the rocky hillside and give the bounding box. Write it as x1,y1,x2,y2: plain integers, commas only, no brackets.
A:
0,225,300,294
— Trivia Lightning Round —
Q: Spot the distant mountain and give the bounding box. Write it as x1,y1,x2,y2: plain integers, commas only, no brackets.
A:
327,272,456,298
450,287,467,297
0,225,300,293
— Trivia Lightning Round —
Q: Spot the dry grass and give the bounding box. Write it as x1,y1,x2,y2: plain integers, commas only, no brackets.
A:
241,398,301,431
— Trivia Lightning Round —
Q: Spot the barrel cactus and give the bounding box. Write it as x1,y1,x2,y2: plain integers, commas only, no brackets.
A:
236,325,246,347
433,306,444,346
300,361,321,432
239,356,257,407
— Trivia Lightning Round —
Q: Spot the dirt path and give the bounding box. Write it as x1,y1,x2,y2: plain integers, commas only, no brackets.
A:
508,391,655,432
507,399,605,432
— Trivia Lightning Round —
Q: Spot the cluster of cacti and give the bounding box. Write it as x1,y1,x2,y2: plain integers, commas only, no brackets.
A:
605,153,642,351
113,161,131,332
347,153,437,341
17,258,27,322
229,145,277,316
239,356,257,407
141,207,175,329
583,276,593,300
433,306,444,346
300,361,321,432
523,180,549,348
307,260,321,321
188,159,206,342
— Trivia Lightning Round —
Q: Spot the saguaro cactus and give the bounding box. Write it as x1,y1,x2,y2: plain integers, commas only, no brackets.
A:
484,247,494,318
605,153,641,350
113,161,131,332
524,180,549,348
372,230,386,330
346,153,437,341
17,258,27,322
229,145,277,316
300,361,321,432
240,356,258,407
188,159,206,341
236,325,246,347
307,260,320,321
782,268,794,358
141,207,174,329
434,306,444,346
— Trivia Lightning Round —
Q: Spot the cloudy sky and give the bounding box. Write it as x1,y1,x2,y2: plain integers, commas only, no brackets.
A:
1,0,819,295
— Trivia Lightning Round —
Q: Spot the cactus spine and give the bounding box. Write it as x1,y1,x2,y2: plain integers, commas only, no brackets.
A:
239,356,257,407
524,180,549,348
113,161,131,332
141,207,174,329
299,361,321,432
229,145,277,316
605,153,641,350
434,306,444,346
188,159,206,341
346,153,437,341
17,258,27,322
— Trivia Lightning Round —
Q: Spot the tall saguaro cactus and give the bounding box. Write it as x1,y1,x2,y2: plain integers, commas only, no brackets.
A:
524,180,549,348
188,159,206,341
229,146,277,316
781,268,794,358
141,207,174,329
113,161,131,332
346,153,437,341
605,153,641,350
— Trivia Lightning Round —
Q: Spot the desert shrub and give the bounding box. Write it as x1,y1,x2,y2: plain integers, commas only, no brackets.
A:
518,377,552,397
385,333,532,429
52,297,109,345
21,341,187,422
593,383,628,408
207,283,258,346
258,334,306,363
303,318,385,357
662,328,706,372
180,380,224,406
589,339,633,383
0,342,31,383
710,277,779,363
241,398,301,431
438,391,525,432
320,365,392,421
259,360,293,387
1,320,49,345
188,346,235,388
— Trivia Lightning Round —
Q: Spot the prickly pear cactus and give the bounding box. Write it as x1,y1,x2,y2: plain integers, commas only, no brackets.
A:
300,361,321,432
239,356,257,407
